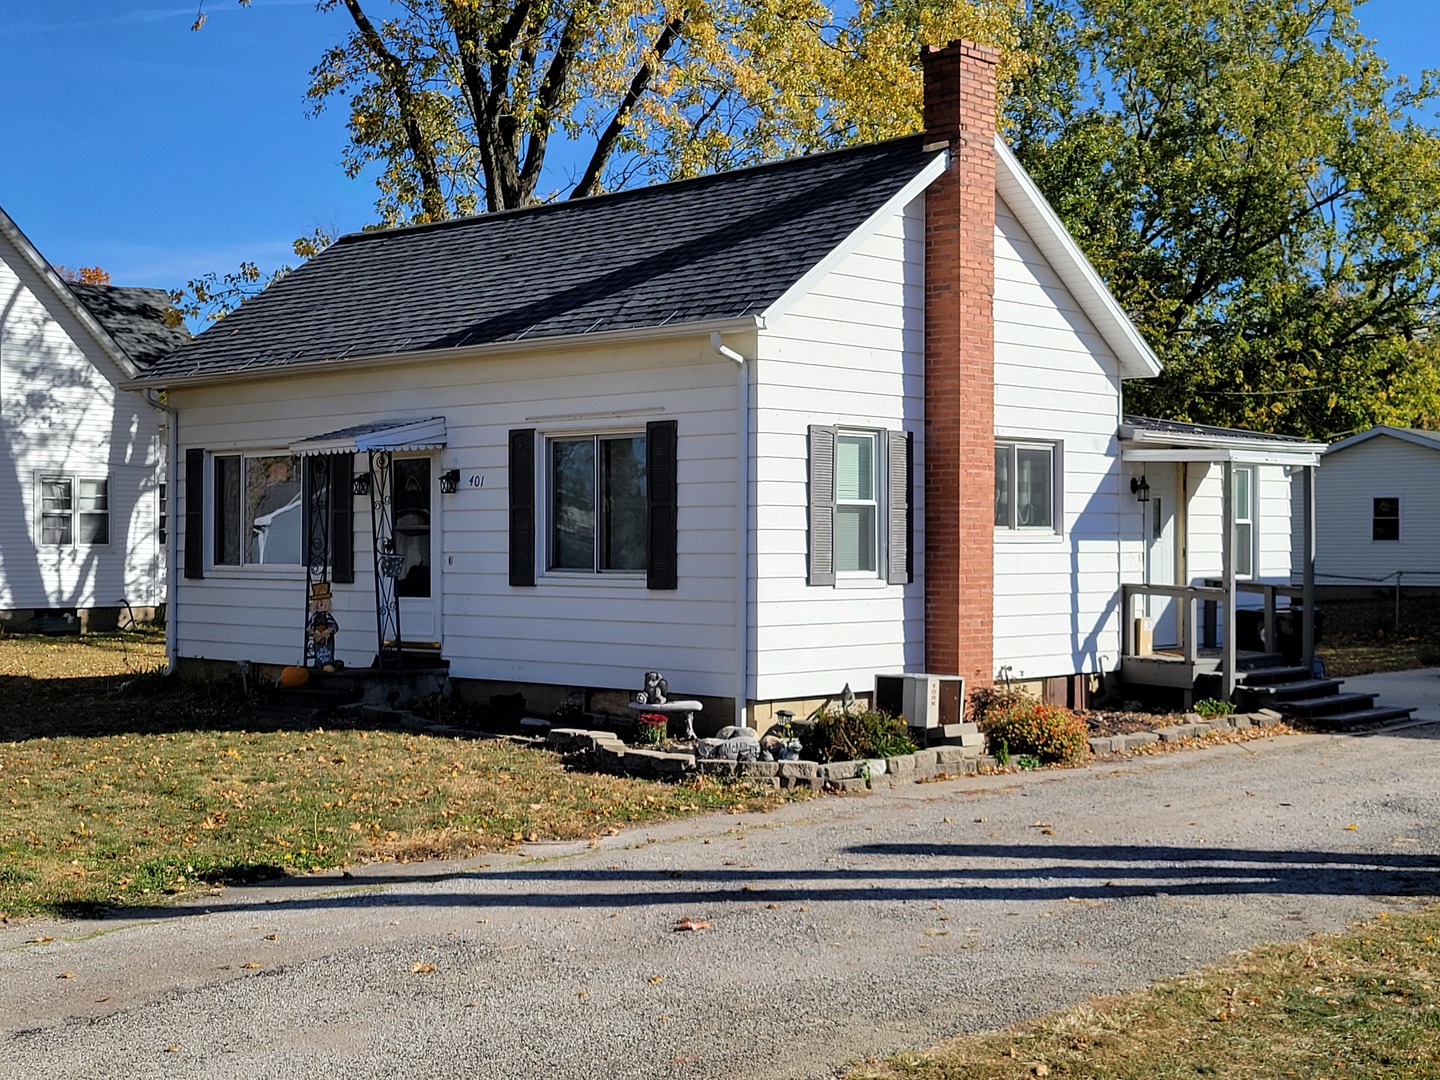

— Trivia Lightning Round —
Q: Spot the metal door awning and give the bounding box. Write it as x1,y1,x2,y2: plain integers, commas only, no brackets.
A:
290,417,447,456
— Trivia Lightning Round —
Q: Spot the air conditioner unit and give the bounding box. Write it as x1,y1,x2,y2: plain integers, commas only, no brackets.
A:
874,673,965,730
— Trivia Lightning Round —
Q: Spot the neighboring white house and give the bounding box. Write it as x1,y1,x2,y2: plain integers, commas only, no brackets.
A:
0,207,185,632
1299,426,1440,588
133,42,1311,723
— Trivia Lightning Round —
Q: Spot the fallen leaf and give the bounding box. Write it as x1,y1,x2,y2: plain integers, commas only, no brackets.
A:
1034,1065,1050,1077
649,974,664,984
1346,823,1359,831
263,934,279,941
766,903,780,910
463,1001,482,1008
241,962,263,970
1041,828,1055,836
29,935,55,944
57,971,74,979
673,918,711,932
165,1045,182,1054
412,962,436,973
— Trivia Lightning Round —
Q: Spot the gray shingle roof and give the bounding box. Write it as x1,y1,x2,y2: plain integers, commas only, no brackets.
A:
142,135,939,383
69,284,190,369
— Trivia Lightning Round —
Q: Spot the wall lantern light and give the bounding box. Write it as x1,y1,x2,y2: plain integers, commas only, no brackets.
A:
439,469,460,494
1130,475,1151,504
352,473,372,497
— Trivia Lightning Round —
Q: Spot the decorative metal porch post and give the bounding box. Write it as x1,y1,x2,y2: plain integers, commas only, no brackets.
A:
302,456,333,665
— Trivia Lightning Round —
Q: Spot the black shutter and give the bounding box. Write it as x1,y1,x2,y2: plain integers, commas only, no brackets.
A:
646,420,679,590
183,448,204,580
509,429,536,586
887,430,912,585
330,453,355,583
808,426,836,586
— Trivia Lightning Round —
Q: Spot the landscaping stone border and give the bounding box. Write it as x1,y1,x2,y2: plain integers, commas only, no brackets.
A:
1085,709,1284,756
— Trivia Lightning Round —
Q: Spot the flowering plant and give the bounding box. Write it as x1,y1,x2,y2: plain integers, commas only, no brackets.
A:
635,712,669,745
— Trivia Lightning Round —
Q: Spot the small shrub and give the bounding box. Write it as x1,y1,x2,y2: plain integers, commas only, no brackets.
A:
807,708,916,763
970,689,1088,765
634,713,668,745
1193,697,1235,719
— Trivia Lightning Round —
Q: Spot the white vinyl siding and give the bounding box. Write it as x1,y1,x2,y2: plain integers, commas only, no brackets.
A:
992,193,1128,681
1304,435,1440,583
1186,461,1292,603
171,336,741,695
752,195,924,701
0,237,165,610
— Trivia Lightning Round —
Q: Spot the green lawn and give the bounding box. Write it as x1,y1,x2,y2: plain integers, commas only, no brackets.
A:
0,631,787,918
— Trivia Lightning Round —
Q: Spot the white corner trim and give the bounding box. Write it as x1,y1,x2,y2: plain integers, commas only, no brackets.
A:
992,137,1162,381
761,151,949,325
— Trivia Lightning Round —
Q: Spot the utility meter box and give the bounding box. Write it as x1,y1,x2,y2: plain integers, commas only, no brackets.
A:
874,673,965,729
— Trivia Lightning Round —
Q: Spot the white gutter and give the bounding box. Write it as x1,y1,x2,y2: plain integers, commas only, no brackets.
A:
144,388,179,676
125,315,766,392
712,331,750,729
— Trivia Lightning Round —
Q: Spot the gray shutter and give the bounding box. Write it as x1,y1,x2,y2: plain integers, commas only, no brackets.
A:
646,420,678,590
808,425,836,586
509,429,536,586
887,430,912,585
183,448,204,580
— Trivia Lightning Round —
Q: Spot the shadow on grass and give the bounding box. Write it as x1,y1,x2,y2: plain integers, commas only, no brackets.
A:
58,841,1440,923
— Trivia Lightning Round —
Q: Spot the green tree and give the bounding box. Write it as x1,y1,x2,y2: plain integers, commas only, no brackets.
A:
1004,0,1440,438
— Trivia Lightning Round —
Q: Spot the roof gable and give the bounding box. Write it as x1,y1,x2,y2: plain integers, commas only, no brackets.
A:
144,136,943,384
68,284,190,369
1325,425,1440,455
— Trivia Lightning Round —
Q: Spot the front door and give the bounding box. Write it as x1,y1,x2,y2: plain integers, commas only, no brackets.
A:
392,456,440,648
1146,467,1180,648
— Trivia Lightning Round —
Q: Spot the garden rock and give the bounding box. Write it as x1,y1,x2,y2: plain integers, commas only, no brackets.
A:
697,736,760,762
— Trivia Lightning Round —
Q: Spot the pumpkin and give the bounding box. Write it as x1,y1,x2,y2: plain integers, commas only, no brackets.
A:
278,666,310,689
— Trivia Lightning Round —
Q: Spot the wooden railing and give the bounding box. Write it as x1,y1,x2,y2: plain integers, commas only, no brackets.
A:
1121,583,1223,667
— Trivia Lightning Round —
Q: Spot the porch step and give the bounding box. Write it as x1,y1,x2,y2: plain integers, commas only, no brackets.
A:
1234,652,1287,671
1281,692,1379,718
1239,677,1344,704
1235,665,1312,686
1293,705,1415,731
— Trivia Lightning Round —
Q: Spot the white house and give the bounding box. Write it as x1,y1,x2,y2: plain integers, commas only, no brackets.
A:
133,41,1312,723
0,207,183,632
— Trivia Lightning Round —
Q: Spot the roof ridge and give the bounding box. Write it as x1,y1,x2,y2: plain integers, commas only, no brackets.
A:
335,133,931,246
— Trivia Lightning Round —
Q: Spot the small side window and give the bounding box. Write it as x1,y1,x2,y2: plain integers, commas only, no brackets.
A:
995,441,1060,531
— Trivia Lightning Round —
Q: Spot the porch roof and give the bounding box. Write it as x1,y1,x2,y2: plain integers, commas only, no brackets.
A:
1119,415,1324,467
289,416,447,456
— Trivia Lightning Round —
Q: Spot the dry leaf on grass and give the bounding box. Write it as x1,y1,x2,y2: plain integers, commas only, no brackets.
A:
673,917,711,932
412,962,436,974
29,935,54,944
241,962,263,970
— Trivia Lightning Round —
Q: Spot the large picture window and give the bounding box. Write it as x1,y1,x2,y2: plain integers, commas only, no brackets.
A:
994,441,1057,530
38,475,108,546
213,453,303,566
549,433,647,573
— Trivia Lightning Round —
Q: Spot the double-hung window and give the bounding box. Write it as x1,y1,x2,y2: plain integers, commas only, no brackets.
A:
1232,465,1255,578
994,441,1058,531
548,433,647,573
1372,497,1400,542
807,426,911,586
213,453,303,567
38,475,109,546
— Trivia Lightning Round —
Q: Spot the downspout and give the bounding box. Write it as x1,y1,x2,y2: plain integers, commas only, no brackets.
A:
144,388,179,676
712,332,750,729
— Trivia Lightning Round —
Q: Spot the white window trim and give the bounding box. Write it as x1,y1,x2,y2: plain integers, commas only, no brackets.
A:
209,450,305,571
34,472,110,548
1372,494,1401,543
835,427,885,579
994,438,1062,535
1233,465,1257,580
541,428,648,580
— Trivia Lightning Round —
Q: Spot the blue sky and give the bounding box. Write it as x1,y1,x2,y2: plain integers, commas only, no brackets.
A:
2,0,1437,294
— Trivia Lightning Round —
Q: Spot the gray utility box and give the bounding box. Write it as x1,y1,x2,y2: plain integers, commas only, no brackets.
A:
874,673,965,730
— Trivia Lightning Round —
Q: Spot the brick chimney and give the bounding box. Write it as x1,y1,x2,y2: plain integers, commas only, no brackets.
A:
920,40,997,689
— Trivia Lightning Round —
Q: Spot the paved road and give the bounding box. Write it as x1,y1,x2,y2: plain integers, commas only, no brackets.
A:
4,681,1439,1079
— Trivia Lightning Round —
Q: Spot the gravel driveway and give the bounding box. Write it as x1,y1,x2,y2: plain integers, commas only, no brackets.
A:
4,702,1438,1080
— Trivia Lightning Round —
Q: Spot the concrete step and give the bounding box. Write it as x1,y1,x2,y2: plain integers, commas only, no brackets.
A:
1241,678,1344,702
1281,692,1378,718
1295,705,1415,731
1235,665,1312,686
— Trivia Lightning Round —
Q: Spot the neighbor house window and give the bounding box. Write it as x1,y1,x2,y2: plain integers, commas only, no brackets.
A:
548,433,646,573
213,453,303,566
994,441,1057,530
158,482,168,546
1233,466,1255,578
1373,497,1400,541
38,475,109,546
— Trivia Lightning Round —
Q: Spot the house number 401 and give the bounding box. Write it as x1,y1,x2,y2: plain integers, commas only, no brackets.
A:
467,474,484,488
